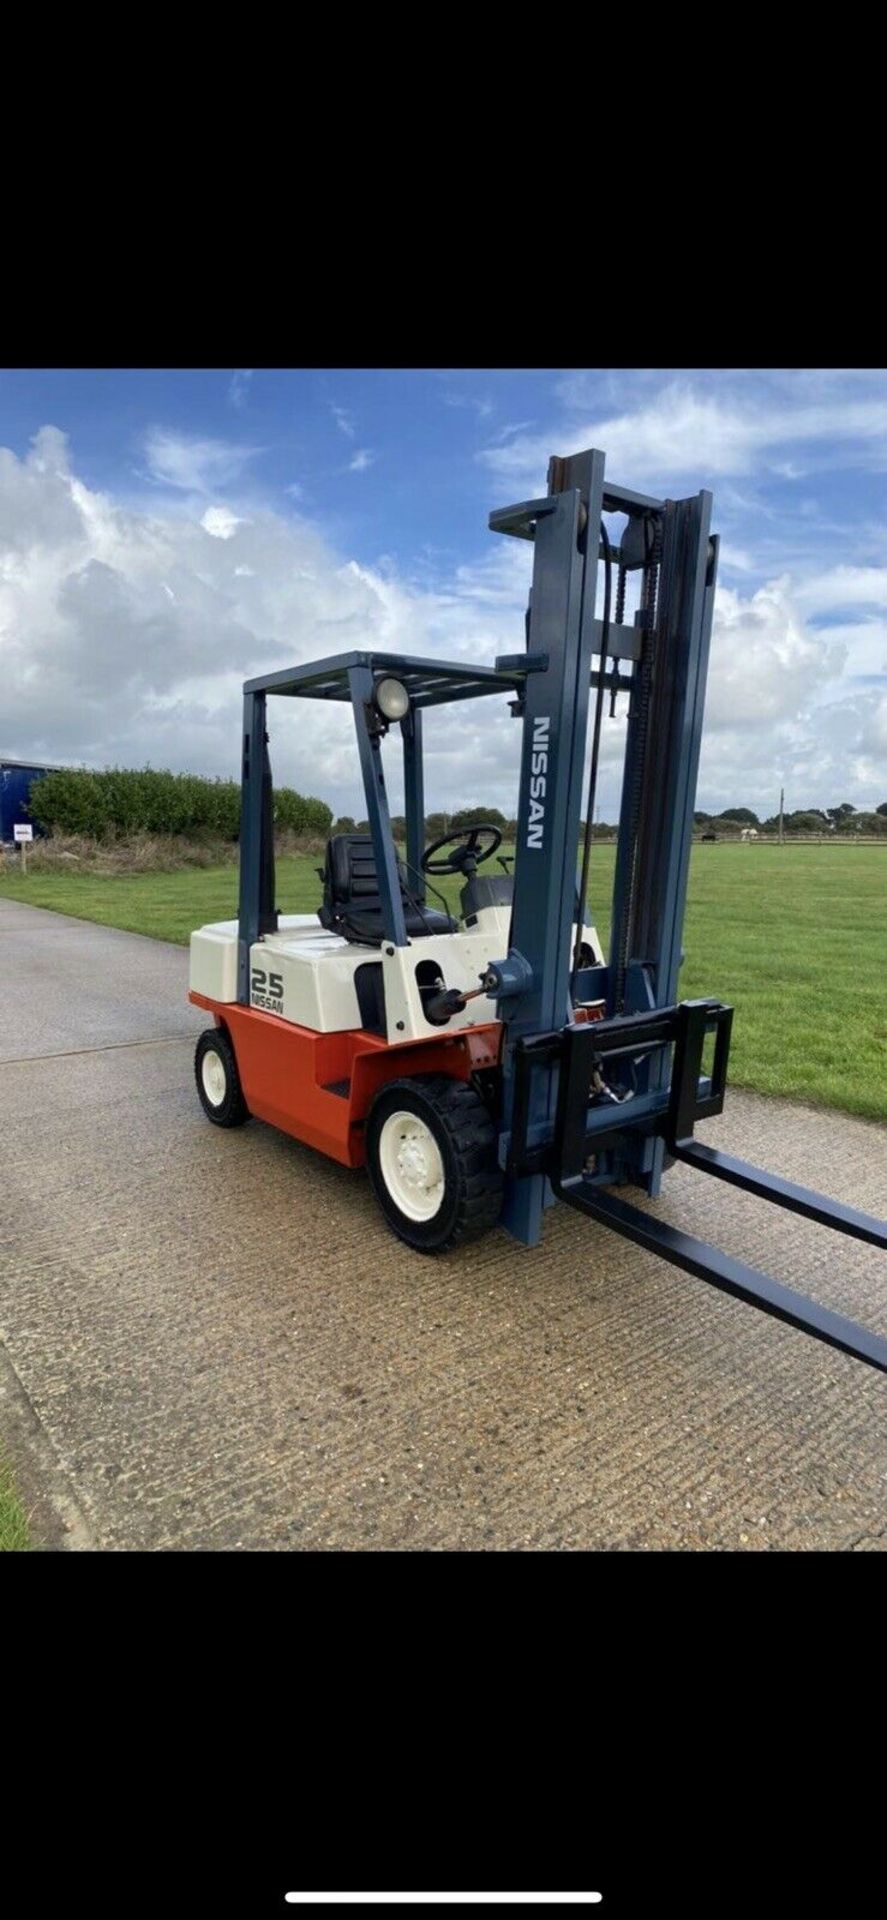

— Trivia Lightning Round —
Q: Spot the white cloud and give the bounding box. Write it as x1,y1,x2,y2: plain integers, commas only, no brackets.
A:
228,370,253,410
486,419,535,443
866,693,887,752
796,564,887,614
331,405,355,438
143,427,262,494
718,543,756,573
348,449,375,473
705,578,843,729
0,428,435,815
201,505,242,540
800,617,887,682
1,425,885,823
444,392,494,419
479,378,887,492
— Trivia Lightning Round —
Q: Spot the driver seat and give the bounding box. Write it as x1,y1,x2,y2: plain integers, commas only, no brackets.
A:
318,834,457,946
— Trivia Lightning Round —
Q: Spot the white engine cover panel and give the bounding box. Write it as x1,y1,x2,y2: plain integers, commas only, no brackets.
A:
249,922,364,1030
378,913,603,1044
382,931,499,1040
189,918,240,1002
190,908,604,1044
189,914,328,1008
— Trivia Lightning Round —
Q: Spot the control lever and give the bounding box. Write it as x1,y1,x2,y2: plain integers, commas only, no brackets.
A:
423,977,491,1024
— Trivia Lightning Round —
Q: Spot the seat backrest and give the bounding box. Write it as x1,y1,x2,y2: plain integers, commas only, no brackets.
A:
326,834,383,908
319,834,456,946
321,833,412,926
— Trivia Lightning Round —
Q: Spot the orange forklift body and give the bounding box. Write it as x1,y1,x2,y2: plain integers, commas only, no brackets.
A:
189,990,502,1167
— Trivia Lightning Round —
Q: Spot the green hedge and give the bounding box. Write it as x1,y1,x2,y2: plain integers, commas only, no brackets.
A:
29,767,332,841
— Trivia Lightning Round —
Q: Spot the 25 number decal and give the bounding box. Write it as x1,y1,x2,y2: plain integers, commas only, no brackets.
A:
251,968,283,997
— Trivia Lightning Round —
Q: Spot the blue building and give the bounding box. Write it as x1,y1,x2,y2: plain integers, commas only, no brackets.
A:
0,759,67,844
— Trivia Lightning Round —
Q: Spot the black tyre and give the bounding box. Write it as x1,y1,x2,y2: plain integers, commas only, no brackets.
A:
194,1027,250,1128
365,1074,503,1254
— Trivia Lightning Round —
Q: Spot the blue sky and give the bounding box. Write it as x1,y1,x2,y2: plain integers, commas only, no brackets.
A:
1,366,886,821
0,366,534,570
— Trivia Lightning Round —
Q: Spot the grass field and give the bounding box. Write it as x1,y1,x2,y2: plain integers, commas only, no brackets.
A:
0,1462,29,1552
2,843,886,1121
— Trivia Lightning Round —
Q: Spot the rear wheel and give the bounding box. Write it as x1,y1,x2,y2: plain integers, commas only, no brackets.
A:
366,1075,503,1253
194,1027,249,1128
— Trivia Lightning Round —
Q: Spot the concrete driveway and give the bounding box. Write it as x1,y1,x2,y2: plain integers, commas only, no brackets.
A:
1,894,884,1551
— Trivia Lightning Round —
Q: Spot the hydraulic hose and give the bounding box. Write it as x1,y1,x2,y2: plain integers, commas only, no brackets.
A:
571,520,612,996
613,514,661,1010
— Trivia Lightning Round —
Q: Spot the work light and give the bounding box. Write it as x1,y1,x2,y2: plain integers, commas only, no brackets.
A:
374,676,410,721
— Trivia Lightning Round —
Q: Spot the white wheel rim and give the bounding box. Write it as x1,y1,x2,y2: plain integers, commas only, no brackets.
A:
201,1047,227,1107
378,1110,446,1222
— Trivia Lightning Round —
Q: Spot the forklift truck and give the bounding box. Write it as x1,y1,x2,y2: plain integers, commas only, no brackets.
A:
189,447,887,1374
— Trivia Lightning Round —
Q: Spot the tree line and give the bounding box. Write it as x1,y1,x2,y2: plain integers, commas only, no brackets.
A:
30,771,887,845
693,803,887,835
331,806,515,839
30,767,333,841
332,801,887,840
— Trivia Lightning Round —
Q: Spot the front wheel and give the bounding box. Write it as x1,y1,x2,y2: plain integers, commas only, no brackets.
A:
194,1027,250,1127
365,1075,503,1254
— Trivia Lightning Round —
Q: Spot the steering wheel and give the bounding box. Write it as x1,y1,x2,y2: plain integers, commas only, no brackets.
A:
421,823,502,876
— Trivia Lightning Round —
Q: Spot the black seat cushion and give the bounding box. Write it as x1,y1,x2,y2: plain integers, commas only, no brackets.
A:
344,904,456,942
319,834,456,946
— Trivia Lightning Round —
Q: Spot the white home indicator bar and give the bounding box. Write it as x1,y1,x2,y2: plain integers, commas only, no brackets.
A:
285,1898,603,1907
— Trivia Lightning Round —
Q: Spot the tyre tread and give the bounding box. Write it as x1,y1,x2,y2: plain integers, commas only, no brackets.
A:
194,1027,250,1128
366,1073,503,1253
